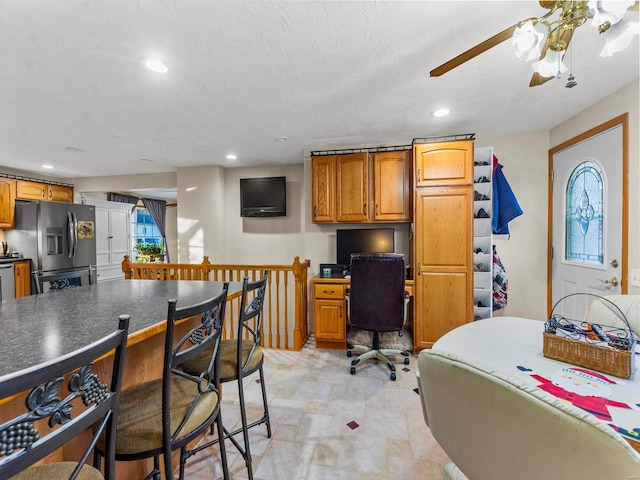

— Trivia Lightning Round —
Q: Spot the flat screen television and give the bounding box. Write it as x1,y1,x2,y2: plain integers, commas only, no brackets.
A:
240,176,286,217
336,228,394,266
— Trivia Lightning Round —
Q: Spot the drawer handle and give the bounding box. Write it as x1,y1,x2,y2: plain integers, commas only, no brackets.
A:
323,290,335,294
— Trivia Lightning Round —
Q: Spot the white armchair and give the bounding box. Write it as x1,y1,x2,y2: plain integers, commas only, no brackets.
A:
584,294,640,336
417,349,640,480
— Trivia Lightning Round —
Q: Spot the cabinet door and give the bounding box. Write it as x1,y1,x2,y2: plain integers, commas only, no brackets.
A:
16,180,47,200
372,151,411,222
0,179,16,229
48,185,73,203
414,185,473,349
14,260,31,298
314,299,345,342
414,140,474,187
94,207,111,269
311,156,336,223
336,152,369,222
110,209,131,264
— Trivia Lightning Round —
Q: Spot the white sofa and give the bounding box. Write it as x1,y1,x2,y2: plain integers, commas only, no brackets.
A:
417,349,640,480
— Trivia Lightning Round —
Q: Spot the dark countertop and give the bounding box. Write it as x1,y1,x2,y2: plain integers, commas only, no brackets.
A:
0,279,242,379
0,257,29,264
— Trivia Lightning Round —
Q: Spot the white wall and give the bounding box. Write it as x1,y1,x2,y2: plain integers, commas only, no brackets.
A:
473,132,550,320
221,165,306,265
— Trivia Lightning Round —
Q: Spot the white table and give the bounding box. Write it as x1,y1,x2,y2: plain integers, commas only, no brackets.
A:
433,316,640,453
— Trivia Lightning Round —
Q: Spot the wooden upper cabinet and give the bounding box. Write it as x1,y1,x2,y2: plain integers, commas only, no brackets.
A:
16,180,73,202
336,152,369,222
0,179,16,229
414,140,474,187
372,151,411,222
48,185,73,202
311,150,412,224
16,180,47,200
311,156,336,223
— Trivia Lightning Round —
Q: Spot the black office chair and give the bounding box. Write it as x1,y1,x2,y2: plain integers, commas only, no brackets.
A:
182,271,270,480
346,253,411,381
96,284,230,480
33,266,96,294
0,314,130,480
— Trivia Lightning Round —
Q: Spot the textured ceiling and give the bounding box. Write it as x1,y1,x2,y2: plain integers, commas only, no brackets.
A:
0,0,638,179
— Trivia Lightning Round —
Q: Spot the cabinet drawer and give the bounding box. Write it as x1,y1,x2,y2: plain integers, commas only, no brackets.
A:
314,284,344,300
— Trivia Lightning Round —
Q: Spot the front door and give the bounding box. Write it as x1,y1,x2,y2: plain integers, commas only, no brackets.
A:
549,115,628,320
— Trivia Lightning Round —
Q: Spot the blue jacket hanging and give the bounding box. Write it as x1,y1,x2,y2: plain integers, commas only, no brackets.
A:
492,156,523,235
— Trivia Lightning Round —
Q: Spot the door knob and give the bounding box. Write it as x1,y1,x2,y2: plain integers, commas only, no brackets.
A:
600,276,619,287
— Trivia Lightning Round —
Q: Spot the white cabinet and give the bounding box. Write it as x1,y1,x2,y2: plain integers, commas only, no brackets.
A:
83,199,131,282
473,147,493,320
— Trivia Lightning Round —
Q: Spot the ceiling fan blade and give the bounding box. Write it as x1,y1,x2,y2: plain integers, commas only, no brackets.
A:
529,28,575,87
430,23,518,77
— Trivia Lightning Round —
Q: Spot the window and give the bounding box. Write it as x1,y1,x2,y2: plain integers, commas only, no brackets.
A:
132,207,162,250
565,161,604,266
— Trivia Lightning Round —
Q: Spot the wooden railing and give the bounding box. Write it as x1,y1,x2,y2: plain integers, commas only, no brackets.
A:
122,255,311,350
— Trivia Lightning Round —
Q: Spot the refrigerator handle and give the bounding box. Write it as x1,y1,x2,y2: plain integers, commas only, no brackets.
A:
67,211,78,258
72,211,79,258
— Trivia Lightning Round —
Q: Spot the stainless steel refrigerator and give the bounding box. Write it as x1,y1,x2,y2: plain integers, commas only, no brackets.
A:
6,201,97,287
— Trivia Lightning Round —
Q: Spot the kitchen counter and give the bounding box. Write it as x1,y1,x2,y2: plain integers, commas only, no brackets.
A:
0,279,242,379
0,257,29,264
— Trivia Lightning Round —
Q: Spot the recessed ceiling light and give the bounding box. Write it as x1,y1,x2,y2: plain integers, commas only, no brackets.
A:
140,158,154,163
145,60,168,73
226,154,237,160
42,164,54,169
275,136,288,142
432,108,450,117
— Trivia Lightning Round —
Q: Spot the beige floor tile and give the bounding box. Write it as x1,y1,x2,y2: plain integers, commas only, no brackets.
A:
182,341,446,479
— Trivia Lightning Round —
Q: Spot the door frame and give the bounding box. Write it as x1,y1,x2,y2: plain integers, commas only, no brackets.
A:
547,113,629,316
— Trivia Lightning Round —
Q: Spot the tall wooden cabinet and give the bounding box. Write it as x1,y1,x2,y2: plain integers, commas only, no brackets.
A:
413,141,474,350
311,150,411,223
0,179,16,229
83,199,131,282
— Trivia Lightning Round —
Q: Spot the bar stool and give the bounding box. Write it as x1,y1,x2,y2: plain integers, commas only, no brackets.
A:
95,284,230,480
0,315,130,480
183,271,270,480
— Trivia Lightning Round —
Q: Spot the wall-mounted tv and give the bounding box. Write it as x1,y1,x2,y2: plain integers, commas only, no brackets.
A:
240,176,287,217
336,228,394,266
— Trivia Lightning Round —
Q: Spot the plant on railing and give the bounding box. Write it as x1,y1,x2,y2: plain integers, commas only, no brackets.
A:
134,241,165,263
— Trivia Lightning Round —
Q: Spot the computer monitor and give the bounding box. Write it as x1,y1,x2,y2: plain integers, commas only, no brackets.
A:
336,228,394,266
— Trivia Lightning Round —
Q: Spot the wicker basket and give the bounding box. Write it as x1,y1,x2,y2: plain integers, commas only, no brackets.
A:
543,294,635,379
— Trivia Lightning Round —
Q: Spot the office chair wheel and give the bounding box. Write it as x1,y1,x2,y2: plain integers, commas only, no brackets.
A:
390,372,397,381
350,366,356,375
404,357,410,365
347,350,353,357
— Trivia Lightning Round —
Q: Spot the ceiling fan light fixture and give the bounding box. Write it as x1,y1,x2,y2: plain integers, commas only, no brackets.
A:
589,0,635,27
599,20,640,56
513,20,548,61
532,48,568,78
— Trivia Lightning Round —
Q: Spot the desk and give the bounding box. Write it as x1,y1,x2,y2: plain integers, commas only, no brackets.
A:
311,276,413,349
433,316,640,454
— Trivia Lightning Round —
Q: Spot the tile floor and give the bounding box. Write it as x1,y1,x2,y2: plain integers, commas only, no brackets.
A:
183,337,447,479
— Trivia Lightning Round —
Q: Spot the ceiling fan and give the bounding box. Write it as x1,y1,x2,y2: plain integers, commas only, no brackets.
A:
430,1,640,87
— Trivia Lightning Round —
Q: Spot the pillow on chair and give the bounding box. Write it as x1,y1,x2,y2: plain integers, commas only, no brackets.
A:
584,295,639,336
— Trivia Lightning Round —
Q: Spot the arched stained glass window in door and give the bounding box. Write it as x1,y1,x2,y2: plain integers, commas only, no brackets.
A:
565,161,604,266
